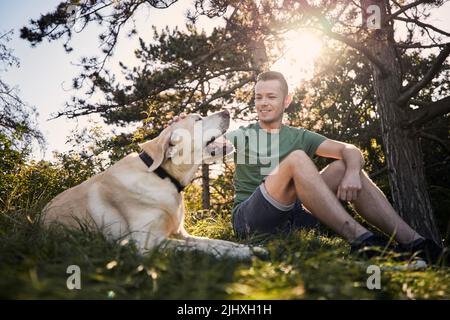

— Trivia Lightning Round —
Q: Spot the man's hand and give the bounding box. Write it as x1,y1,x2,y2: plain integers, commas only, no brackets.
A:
337,170,362,202
165,112,187,127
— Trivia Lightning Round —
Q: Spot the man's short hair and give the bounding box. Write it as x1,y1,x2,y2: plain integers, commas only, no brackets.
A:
256,71,289,97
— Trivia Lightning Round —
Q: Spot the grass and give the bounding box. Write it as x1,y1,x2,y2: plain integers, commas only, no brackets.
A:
0,204,449,300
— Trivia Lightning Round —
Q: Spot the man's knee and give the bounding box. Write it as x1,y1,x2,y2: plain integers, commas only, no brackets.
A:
286,150,309,163
324,159,346,176
319,160,346,192
283,150,319,177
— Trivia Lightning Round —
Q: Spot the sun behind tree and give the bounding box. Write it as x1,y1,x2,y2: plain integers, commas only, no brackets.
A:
272,31,323,91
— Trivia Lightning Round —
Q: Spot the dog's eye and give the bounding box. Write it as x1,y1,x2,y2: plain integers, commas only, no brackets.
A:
195,118,202,122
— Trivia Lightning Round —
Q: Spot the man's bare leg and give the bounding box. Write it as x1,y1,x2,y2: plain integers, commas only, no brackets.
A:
264,150,368,242
319,160,423,244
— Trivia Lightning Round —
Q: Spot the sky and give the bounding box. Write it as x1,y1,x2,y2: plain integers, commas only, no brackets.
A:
1,0,449,161
0,0,216,160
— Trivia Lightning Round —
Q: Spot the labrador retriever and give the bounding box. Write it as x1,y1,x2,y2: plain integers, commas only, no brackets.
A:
43,111,265,260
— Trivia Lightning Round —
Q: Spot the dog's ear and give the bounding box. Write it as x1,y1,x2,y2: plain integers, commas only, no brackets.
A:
139,127,172,171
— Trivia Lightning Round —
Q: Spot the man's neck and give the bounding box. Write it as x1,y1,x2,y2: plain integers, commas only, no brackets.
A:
258,120,282,133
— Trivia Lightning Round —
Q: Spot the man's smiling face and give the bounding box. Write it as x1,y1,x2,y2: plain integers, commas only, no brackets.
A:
255,79,290,126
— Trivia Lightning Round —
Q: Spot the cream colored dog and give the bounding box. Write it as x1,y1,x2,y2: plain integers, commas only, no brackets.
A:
43,111,265,260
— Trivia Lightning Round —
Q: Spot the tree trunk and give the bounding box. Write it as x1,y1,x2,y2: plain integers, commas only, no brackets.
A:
362,0,441,243
202,164,210,210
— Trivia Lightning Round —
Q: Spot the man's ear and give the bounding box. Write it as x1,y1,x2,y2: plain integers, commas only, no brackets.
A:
139,127,172,171
284,95,293,109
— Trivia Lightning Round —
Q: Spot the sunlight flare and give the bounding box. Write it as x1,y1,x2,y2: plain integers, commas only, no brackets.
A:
271,31,323,92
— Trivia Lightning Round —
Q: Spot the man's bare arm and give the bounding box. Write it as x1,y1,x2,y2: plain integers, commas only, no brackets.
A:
316,139,364,170
316,139,365,201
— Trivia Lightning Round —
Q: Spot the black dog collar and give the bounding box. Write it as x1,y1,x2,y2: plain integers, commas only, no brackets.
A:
139,151,184,193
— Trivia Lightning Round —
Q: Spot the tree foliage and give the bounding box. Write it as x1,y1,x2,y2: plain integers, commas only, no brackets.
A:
0,30,43,151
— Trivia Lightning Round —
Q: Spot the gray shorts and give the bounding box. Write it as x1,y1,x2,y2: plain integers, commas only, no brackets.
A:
232,182,320,238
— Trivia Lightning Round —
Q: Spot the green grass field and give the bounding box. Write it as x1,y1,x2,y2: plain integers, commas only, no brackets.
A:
1,203,449,300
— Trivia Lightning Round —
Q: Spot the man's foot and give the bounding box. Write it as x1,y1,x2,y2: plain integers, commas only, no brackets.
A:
349,233,398,260
398,238,449,266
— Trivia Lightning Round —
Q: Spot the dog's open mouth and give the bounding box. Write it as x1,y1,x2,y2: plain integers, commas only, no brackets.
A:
206,136,216,146
205,135,234,157
205,127,227,146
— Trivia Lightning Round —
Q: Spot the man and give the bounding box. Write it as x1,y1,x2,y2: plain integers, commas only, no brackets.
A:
172,71,447,265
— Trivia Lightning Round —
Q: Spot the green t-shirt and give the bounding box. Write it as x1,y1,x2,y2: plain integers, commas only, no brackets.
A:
224,122,327,208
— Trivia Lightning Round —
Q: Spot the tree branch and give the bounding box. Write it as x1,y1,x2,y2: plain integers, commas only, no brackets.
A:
419,132,450,154
394,16,450,38
395,42,450,49
325,31,388,75
387,0,432,21
197,77,254,109
424,157,450,170
404,96,450,128
397,44,450,105
409,99,428,107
